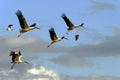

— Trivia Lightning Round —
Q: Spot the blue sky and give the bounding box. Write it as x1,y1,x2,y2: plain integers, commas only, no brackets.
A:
0,0,120,80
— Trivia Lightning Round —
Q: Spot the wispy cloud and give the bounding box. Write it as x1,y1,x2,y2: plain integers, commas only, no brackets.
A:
50,54,94,67
1,27,120,67
90,0,116,11
49,27,120,67
0,35,69,54
82,0,116,16
63,74,120,80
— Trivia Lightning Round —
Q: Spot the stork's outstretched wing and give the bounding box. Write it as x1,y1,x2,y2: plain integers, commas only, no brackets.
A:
62,13,74,28
16,10,29,29
49,28,58,40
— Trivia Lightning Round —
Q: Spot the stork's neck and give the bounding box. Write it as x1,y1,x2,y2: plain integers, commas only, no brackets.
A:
56,38,62,41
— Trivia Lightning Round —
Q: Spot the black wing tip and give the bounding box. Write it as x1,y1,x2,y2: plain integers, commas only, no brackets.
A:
61,13,66,18
16,10,22,16
76,34,79,37
8,24,13,27
49,27,54,31
18,51,22,55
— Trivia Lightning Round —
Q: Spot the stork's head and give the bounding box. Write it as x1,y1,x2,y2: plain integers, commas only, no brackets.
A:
78,23,84,28
30,23,40,30
9,51,15,56
61,36,68,40
28,26,40,30
34,26,40,30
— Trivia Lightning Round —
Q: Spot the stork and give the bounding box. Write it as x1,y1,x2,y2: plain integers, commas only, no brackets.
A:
6,24,13,31
61,13,84,34
48,27,68,47
9,51,29,69
16,10,40,37
75,34,80,41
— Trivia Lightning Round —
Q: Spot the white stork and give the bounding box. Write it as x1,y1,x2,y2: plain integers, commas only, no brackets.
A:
61,13,84,34
48,27,68,47
75,34,80,41
6,24,13,31
16,10,40,37
9,51,29,69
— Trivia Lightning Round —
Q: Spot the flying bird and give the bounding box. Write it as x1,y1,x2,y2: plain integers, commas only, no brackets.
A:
6,24,13,31
9,51,29,69
61,13,84,34
48,27,68,47
75,34,80,41
16,10,40,37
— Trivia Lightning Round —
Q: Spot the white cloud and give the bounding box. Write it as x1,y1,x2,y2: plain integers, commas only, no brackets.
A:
27,66,59,80
0,70,15,76
0,64,59,80
27,66,45,75
33,78,49,80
